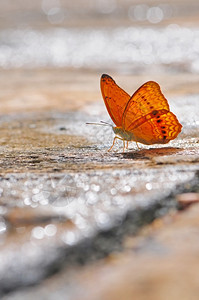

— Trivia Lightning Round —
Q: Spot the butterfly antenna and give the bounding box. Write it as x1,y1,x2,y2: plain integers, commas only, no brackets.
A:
86,121,112,127
100,121,112,126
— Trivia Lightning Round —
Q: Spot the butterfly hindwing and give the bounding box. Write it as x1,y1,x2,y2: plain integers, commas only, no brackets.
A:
130,111,182,145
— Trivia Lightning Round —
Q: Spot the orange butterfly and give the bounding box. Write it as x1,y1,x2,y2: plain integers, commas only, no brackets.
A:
100,74,182,151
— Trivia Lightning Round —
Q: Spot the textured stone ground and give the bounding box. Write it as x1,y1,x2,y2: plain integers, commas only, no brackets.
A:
0,68,198,300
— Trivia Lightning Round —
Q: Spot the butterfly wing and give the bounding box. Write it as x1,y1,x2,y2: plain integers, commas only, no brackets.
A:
130,111,182,144
122,81,182,144
101,74,130,127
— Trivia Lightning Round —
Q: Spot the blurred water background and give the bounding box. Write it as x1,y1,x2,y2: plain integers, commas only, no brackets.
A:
1,0,199,74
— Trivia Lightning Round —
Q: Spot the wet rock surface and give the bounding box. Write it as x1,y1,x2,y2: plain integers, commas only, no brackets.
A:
0,68,198,299
6,192,199,300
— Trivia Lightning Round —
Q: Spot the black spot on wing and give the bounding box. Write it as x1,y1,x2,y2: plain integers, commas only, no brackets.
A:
101,74,113,81
152,110,158,115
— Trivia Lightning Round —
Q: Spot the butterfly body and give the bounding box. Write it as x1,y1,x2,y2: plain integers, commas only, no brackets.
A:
100,74,182,150
113,123,172,145
113,127,133,141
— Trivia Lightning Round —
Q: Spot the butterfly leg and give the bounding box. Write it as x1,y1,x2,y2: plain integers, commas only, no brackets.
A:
136,142,141,150
123,140,126,153
108,136,117,152
108,136,124,152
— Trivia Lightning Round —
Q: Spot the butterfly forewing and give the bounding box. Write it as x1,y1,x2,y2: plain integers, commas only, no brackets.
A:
122,81,170,131
100,74,130,127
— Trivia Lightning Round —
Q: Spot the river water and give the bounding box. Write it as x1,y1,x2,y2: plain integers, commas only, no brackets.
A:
1,0,199,74
0,25,199,74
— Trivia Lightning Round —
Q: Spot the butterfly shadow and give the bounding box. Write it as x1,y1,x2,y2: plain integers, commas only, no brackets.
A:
121,147,184,160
